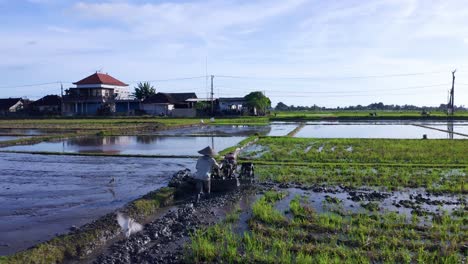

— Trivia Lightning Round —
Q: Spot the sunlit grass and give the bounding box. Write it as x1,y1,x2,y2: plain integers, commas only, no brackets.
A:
187,191,467,263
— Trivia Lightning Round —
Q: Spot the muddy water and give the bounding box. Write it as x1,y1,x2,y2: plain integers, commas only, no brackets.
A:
0,136,23,142
302,121,468,125
152,124,297,137
0,152,195,255
151,125,271,136
293,124,466,139
274,187,465,219
1,136,246,156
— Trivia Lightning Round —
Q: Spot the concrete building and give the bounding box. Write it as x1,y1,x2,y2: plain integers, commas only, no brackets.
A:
142,92,197,117
29,95,61,115
218,97,246,115
63,72,129,115
0,98,24,116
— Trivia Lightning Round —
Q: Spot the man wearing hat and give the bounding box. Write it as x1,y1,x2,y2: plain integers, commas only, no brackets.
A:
194,146,220,200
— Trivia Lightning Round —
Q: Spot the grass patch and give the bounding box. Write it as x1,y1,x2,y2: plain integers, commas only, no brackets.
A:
255,164,467,193
241,137,468,165
186,190,467,263
218,135,259,157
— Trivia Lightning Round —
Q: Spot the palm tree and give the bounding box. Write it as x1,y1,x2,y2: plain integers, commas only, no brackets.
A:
133,82,156,100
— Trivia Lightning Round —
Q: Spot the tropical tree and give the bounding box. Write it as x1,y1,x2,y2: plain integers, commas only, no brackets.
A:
275,102,289,111
244,91,271,116
133,82,156,100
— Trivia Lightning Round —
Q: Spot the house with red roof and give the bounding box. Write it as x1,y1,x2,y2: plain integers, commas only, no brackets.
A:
63,72,131,115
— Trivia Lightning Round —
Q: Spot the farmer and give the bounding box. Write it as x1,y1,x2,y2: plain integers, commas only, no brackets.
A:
194,146,220,200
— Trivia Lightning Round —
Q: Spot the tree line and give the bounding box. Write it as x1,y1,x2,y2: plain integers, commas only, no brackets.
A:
275,102,467,111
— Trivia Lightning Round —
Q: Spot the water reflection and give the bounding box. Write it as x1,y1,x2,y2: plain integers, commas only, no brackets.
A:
152,125,272,136
2,136,247,156
447,121,454,140
294,124,467,139
0,136,22,142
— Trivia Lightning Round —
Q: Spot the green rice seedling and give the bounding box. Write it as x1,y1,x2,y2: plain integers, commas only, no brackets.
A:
252,198,287,225
189,229,217,263
361,202,380,212
224,205,242,224
263,190,288,203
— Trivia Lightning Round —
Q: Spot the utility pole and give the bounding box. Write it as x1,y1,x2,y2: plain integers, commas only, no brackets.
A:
60,82,64,116
448,69,456,115
210,75,214,116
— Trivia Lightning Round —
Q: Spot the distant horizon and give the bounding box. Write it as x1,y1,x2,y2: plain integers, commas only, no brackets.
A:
1,0,467,107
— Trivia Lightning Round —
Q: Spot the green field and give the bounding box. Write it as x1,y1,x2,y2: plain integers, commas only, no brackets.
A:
187,191,466,264
241,137,468,165
187,136,467,263
0,117,269,130
272,110,468,121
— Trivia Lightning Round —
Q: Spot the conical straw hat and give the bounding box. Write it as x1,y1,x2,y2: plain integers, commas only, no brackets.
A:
198,146,217,156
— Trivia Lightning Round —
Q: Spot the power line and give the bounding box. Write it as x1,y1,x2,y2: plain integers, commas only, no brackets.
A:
126,76,206,85
0,81,70,89
214,83,452,95
257,90,446,98
216,70,447,81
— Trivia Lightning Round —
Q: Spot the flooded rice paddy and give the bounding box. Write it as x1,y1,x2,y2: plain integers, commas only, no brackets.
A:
0,136,24,142
274,187,465,218
293,124,467,139
267,121,468,139
1,136,246,156
152,124,297,137
0,121,466,257
0,129,43,136
0,152,194,255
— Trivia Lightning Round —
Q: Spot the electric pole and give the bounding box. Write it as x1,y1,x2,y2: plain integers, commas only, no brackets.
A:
60,82,64,116
210,75,214,116
448,69,456,115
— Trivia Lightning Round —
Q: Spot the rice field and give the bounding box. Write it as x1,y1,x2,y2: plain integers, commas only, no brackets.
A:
187,136,468,263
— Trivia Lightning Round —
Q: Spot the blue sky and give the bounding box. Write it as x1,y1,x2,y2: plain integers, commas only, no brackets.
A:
1,0,468,107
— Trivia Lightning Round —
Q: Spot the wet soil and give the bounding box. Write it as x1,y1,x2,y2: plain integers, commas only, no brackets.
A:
87,188,253,264
260,182,466,218
0,153,195,255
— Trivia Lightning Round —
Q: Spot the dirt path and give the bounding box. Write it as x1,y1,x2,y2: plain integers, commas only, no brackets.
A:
86,189,249,264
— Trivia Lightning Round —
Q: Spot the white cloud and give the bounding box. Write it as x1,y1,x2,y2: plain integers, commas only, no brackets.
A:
46,26,70,33
72,0,307,42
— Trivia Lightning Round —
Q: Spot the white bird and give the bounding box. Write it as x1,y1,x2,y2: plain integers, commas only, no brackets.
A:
117,212,143,238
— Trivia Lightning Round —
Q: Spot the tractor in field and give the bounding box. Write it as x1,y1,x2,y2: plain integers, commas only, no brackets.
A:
169,151,254,195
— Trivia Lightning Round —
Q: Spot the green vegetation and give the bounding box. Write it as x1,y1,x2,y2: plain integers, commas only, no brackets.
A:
272,110,468,121
255,164,467,193
218,135,259,156
187,190,467,263
133,82,156,100
240,137,467,193
244,91,271,116
241,137,468,165
2,187,175,264
0,117,269,130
